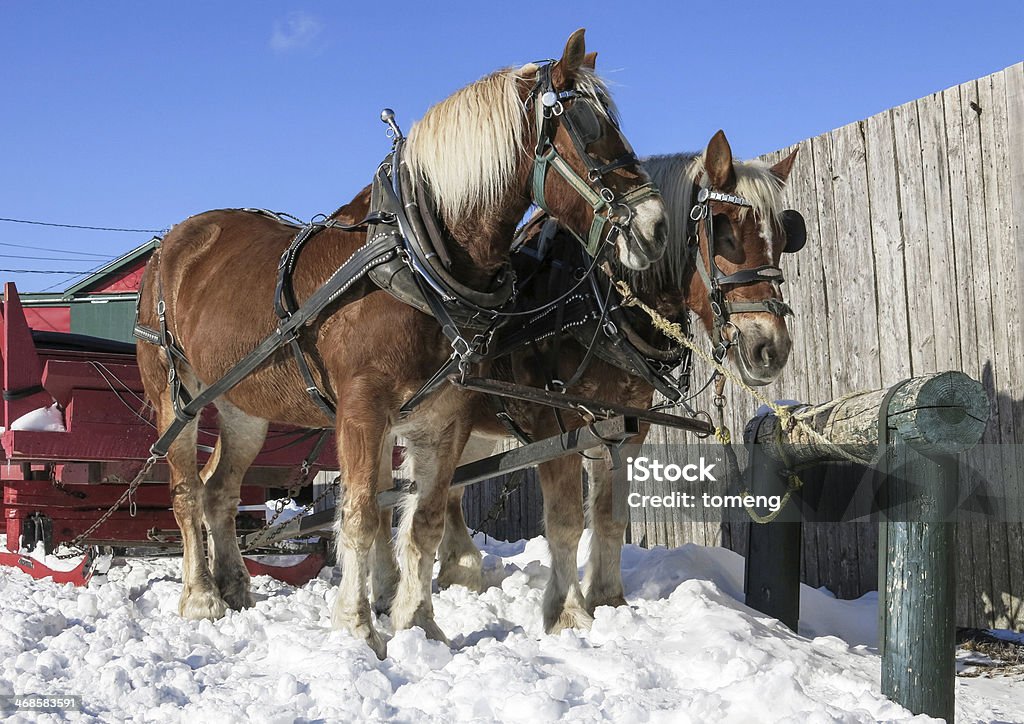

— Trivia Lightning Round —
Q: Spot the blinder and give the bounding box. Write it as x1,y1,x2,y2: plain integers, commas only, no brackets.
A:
530,62,660,259
562,100,603,147
780,209,806,254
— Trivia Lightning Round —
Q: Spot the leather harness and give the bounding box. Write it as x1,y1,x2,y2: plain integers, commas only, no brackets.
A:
133,62,661,458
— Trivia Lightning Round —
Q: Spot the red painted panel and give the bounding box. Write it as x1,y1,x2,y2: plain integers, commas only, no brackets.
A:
86,259,148,294
3,481,263,508
23,307,70,333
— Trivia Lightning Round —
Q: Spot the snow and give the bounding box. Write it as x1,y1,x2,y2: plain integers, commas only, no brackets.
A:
0,532,1020,722
9,402,66,432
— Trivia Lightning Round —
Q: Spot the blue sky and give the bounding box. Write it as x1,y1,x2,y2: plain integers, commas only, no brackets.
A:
2,1,1021,292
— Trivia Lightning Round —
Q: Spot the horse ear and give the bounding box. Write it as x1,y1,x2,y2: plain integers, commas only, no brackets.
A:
704,130,736,190
770,148,799,184
552,28,587,87
583,51,598,69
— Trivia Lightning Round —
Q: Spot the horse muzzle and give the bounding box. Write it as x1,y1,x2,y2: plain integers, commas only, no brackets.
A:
611,195,668,271
728,316,793,386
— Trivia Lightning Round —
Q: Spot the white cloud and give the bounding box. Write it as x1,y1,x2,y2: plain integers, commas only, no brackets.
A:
270,11,323,54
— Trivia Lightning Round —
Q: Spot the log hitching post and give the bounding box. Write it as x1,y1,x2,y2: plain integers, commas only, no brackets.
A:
742,372,988,721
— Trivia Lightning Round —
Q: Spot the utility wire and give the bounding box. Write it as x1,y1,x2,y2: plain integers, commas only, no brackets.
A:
0,268,95,274
39,257,115,292
0,216,167,234
0,240,111,258
0,253,119,262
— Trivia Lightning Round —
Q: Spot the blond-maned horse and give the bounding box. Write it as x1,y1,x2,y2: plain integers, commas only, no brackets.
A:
137,29,667,658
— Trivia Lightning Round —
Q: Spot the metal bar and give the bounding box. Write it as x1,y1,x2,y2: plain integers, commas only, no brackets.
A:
242,415,642,547
451,376,712,435
242,413,638,548
380,414,639,508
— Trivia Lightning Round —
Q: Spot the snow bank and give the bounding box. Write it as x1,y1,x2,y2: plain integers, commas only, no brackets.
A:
0,532,1019,722
9,402,65,432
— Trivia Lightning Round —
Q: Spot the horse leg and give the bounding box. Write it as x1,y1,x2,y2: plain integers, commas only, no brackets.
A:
582,449,629,611
151,388,226,619
201,401,268,611
390,419,467,642
437,435,496,592
539,454,592,633
331,389,389,659
370,433,399,615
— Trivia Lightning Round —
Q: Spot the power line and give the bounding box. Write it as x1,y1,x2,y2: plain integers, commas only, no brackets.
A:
0,268,95,274
0,216,167,234
0,253,118,262
0,241,111,258
39,257,114,292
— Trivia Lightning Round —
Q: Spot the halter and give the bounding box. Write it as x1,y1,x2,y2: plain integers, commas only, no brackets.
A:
688,185,794,362
529,63,661,259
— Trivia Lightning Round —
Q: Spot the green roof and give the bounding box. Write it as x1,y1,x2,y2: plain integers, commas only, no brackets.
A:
60,237,160,299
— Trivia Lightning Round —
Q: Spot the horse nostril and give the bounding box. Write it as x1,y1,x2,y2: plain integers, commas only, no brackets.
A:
754,341,775,367
652,217,667,246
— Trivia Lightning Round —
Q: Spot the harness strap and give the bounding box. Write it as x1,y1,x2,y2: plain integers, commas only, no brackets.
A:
145,232,399,457
288,336,337,419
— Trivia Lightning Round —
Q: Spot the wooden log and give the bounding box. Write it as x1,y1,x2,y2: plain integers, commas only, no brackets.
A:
748,371,988,464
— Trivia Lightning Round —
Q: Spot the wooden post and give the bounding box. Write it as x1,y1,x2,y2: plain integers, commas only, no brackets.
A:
744,415,802,630
878,434,958,721
738,371,987,720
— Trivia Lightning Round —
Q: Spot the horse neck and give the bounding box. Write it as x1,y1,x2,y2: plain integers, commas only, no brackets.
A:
426,151,535,287
328,185,373,224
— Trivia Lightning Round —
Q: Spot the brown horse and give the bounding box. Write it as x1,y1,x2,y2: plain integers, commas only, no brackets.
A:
136,29,667,658
430,131,803,631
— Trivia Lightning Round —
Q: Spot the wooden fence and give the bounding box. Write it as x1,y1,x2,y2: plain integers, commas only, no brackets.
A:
463,62,1023,629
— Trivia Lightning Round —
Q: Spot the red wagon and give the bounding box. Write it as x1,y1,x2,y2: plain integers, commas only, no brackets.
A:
0,282,341,585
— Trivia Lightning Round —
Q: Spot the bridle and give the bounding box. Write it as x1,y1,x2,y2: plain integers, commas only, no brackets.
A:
528,62,662,261
688,185,803,362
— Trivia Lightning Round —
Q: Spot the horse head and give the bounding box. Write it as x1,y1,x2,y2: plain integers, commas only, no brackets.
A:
530,30,668,270
685,130,803,386
634,133,806,387
405,29,667,274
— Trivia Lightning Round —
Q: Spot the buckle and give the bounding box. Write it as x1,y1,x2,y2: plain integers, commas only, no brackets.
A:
450,336,472,359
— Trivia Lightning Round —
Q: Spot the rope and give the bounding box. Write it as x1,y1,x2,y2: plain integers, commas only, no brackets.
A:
612,279,871,468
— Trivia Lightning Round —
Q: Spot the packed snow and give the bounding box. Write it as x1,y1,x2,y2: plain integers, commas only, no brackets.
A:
0,532,1021,722
9,402,66,432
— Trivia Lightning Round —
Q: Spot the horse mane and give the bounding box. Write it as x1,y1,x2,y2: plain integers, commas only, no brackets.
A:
405,64,617,227
626,152,786,291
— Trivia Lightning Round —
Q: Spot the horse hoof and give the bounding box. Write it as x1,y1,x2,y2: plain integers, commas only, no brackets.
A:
332,611,387,660
371,594,393,616
179,588,228,620
220,585,254,611
437,556,484,593
545,605,594,635
420,619,452,647
391,608,450,646
585,594,628,613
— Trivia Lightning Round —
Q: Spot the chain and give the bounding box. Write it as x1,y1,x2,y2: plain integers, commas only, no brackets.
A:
55,454,159,559
471,470,527,541
240,473,341,552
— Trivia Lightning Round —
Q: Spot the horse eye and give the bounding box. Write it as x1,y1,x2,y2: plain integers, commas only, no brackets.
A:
713,215,736,246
